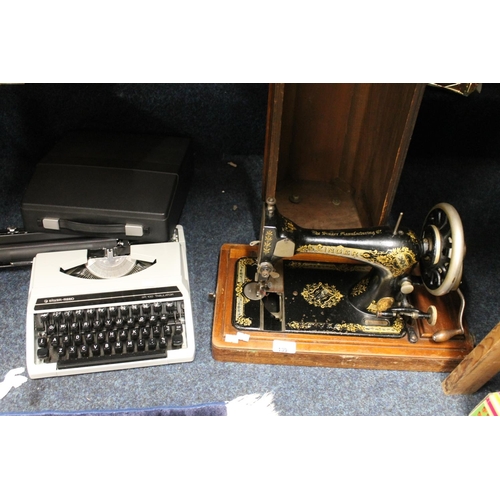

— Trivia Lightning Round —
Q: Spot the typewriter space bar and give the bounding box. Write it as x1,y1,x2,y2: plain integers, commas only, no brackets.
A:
57,349,167,369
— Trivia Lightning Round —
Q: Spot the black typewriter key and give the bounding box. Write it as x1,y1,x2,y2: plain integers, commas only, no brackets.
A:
160,313,168,325
119,330,128,342
86,309,95,319
115,317,124,328
115,341,123,353
85,333,94,344
149,315,158,326
74,310,84,320
91,344,101,356
57,346,66,358
93,319,103,330
126,317,135,327
131,304,140,316
35,316,45,332
74,334,83,346
148,338,157,350
137,339,145,351
47,324,56,335
142,303,151,314
141,327,150,339
82,321,91,332
104,318,113,329
80,345,89,357
153,302,162,312
109,306,118,317
50,335,59,347
159,337,167,349
38,336,48,348
108,330,117,343
37,347,49,359
138,315,147,326
131,328,140,340
152,326,161,338
68,346,77,359
97,332,106,344
172,333,183,349
52,311,62,321
70,322,79,333
97,308,106,319
103,342,112,355
126,340,134,353
63,311,73,321
62,335,71,347
59,323,68,334
119,306,129,317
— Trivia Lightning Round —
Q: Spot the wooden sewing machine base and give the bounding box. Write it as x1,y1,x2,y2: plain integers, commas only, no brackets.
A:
212,244,475,372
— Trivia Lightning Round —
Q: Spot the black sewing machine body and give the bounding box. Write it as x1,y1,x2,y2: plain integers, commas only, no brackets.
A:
235,198,465,343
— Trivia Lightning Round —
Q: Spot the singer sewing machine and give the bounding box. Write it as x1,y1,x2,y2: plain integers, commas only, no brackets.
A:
212,199,473,371
212,84,474,371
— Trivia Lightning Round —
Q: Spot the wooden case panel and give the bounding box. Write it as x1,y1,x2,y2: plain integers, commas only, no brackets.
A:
263,83,426,229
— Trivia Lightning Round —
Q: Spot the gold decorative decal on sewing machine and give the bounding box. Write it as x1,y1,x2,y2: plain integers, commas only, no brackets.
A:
301,282,343,308
407,230,418,245
262,229,274,256
234,257,255,327
283,219,297,233
296,243,360,258
367,297,394,314
362,247,417,277
235,314,252,327
296,244,417,277
335,317,404,334
351,278,369,297
287,317,404,335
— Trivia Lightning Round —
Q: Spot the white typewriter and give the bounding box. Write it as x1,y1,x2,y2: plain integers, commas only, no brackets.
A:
26,226,195,379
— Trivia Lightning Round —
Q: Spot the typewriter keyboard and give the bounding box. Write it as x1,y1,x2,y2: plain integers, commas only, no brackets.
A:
34,299,186,370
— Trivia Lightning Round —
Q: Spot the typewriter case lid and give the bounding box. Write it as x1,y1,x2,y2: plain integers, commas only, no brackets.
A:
21,132,192,243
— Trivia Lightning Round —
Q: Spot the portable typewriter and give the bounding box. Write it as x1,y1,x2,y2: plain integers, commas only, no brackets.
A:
26,226,195,379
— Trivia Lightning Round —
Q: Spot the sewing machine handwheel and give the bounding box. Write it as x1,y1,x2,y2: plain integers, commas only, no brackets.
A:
420,203,465,296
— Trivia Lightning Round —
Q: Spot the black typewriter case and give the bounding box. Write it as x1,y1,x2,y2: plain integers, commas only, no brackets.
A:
21,131,193,243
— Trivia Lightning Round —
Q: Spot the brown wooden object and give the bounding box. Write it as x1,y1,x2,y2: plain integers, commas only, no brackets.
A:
442,322,500,394
212,244,474,372
264,83,426,228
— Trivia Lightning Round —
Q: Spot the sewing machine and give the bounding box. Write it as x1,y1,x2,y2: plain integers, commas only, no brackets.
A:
243,197,464,339
212,199,473,371
211,83,475,371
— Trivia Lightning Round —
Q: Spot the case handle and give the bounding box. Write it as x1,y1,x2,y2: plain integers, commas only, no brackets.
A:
42,218,144,237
